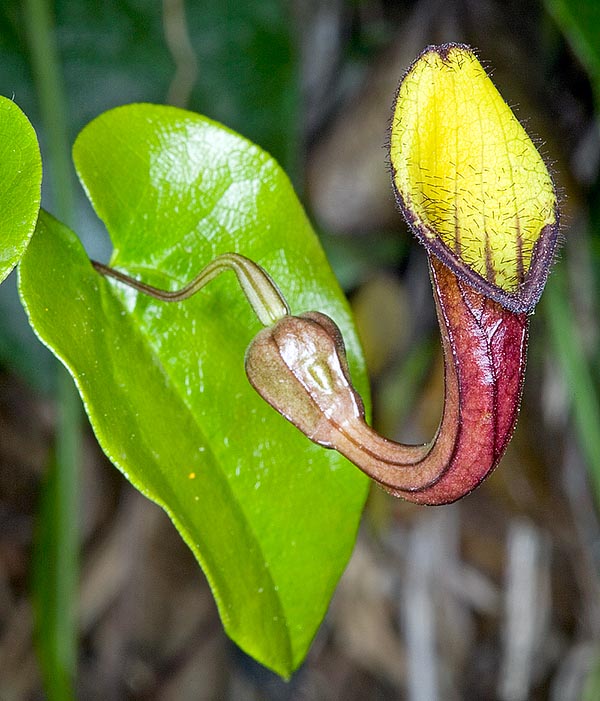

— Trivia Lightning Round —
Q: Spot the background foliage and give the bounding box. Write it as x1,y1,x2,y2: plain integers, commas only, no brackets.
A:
1,0,600,699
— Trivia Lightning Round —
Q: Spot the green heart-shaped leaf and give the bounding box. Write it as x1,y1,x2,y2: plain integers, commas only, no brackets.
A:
0,96,41,282
19,105,369,677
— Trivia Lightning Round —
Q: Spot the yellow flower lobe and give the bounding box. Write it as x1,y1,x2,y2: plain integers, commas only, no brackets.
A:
390,43,558,312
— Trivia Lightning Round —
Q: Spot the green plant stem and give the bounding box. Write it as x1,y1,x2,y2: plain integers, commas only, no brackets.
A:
24,0,73,218
544,263,600,502
24,0,80,697
92,253,290,326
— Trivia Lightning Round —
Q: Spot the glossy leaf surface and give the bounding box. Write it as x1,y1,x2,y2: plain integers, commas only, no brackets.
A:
19,105,369,677
0,96,41,283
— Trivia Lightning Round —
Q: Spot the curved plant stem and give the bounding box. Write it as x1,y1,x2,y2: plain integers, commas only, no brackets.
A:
25,0,80,696
92,253,290,325
246,257,528,505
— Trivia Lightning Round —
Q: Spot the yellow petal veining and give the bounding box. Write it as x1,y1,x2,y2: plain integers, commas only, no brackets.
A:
390,44,557,303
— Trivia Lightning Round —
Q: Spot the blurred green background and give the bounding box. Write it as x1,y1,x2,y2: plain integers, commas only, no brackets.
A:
2,0,600,699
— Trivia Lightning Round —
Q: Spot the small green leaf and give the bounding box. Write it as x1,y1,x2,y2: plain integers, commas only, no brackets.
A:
19,105,369,677
0,95,41,282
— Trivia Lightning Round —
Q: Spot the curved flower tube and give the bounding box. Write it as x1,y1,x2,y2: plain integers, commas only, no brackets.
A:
93,43,557,505
245,257,527,505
